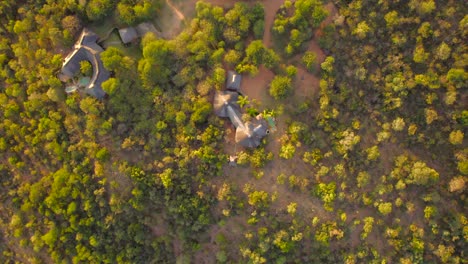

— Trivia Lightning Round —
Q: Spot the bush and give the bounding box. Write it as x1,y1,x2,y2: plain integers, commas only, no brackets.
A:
253,20,264,39
314,182,336,211
378,202,392,216
279,143,296,159
269,75,293,99
449,130,464,145
96,147,110,162
302,51,317,72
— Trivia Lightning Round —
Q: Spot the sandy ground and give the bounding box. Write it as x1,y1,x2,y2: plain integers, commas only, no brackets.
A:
240,66,275,103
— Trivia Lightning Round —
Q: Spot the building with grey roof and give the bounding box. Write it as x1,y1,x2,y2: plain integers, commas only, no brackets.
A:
235,117,269,148
118,27,138,44
226,71,241,91
214,91,268,148
61,28,109,99
213,91,239,117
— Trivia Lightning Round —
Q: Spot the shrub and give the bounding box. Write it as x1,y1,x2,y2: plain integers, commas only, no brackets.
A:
269,76,293,99
302,51,317,72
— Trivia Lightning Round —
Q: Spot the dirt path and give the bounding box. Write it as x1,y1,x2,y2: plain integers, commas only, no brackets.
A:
262,0,284,48
314,2,338,39
155,0,187,38
166,0,186,20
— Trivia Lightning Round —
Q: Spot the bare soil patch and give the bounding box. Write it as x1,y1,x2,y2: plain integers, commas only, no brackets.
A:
240,66,275,104
306,40,326,65
295,66,320,99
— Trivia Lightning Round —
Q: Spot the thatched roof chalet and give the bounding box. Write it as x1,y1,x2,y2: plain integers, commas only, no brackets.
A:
226,71,241,91
213,91,269,148
213,91,239,117
235,117,269,148
118,27,138,44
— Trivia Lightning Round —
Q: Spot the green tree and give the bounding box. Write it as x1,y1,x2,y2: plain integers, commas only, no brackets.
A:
449,130,464,145
237,95,250,108
80,60,92,76
314,182,336,211
446,68,467,88
365,146,380,161
384,11,399,28
224,49,242,65
302,51,317,72
269,76,293,99
352,21,371,39
357,171,370,188
248,190,269,208
436,42,451,60
409,161,439,185
61,15,82,36
280,143,296,159
378,202,393,216
86,0,113,21
321,56,334,74
101,78,120,95
413,44,429,63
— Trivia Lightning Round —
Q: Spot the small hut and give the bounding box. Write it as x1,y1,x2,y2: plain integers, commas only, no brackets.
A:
226,71,241,91
118,27,138,44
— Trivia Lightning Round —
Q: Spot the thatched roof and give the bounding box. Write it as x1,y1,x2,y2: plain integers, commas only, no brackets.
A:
226,104,244,129
79,29,99,45
213,90,269,148
213,91,239,117
61,28,109,99
235,118,268,148
118,27,138,44
226,71,241,91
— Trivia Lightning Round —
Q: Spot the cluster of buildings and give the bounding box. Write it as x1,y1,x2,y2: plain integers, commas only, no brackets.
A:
59,23,160,98
59,29,270,149
117,22,160,45
59,29,109,98
213,71,269,148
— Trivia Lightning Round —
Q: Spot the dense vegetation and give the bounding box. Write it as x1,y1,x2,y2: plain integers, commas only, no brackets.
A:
0,0,466,263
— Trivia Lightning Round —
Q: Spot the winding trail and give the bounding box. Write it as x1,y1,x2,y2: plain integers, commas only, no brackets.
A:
166,0,185,21
262,0,284,48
